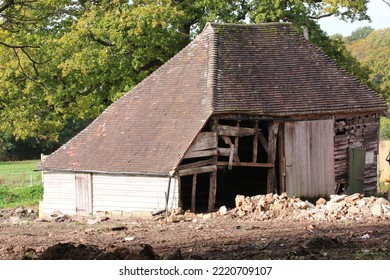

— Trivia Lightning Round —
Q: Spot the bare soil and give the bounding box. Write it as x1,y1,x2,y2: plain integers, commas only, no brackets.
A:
0,207,389,260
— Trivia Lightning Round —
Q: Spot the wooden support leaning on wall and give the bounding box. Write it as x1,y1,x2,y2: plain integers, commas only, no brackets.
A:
267,121,279,194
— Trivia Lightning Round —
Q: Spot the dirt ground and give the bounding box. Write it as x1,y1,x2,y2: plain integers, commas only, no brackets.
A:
0,206,389,260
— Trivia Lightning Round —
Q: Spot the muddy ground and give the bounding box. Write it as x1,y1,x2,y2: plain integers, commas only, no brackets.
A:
0,206,389,260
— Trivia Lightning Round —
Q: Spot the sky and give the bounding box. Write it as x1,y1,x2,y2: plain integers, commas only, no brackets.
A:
319,0,390,36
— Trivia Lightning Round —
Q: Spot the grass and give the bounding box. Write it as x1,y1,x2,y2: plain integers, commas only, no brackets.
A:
0,160,43,208
0,185,43,208
0,160,41,187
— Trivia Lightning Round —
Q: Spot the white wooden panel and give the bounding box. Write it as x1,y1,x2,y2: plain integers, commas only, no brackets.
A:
285,120,335,197
92,174,178,213
75,173,92,215
42,172,76,215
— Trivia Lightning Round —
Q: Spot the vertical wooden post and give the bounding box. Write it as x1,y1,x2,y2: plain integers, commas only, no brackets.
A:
267,121,279,194
253,120,259,163
191,174,197,213
234,120,240,162
208,117,218,211
178,176,183,209
278,124,286,193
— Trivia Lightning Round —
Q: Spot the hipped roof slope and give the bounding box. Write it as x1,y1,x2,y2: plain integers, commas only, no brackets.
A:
40,23,387,174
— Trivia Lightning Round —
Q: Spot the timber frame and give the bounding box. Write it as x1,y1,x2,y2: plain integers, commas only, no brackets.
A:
176,111,382,213
177,115,279,212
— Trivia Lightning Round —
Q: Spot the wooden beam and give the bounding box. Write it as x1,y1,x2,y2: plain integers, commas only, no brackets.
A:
267,121,279,194
208,171,217,211
217,147,230,156
178,165,217,177
186,132,217,153
278,124,286,193
178,159,215,170
183,149,217,159
191,174,197,213
217,125,258,137
208,117,218,212
234,120,240,162
253,120,259,163
258,132,269,154
178,176,183,209
217,161,274,168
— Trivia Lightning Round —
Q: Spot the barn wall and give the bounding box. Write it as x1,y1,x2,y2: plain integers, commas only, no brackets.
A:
334,113,380,193
92,174,178,213
42,172,76,215
284,119,335,197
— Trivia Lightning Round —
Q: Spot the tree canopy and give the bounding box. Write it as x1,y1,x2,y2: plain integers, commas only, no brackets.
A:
0,0,379,159
345,27,390,139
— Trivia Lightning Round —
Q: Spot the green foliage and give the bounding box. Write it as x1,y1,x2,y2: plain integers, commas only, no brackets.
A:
345,26,374,42
0,0,375,158
0,185,43,208
380,117,390,140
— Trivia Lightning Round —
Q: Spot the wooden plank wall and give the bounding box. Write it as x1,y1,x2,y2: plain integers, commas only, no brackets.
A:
334,113,380,193
284,119,335,197
42,172,77,215
92,174,178,213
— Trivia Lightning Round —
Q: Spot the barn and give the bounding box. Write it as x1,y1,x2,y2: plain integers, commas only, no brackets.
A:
39,23,388,216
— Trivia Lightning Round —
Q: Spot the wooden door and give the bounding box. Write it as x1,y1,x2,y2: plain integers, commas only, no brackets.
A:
348,148,366,194
284,119,335,197
75,173,92,215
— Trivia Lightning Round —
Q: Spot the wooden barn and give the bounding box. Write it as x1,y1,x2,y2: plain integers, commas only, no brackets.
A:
39,23,388,215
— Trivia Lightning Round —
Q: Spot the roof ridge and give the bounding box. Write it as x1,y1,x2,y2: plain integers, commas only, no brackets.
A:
206,23,218,111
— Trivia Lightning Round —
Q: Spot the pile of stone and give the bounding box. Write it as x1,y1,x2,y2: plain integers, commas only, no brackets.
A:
232,192,390,221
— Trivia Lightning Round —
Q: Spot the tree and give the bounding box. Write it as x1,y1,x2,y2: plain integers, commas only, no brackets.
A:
0,0,376,158
346,28,390,139
346,26,374,42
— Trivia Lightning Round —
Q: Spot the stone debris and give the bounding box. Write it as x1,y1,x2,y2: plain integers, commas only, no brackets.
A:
232,192,390,221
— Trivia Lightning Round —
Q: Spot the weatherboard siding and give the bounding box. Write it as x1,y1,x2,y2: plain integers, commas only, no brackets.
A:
42,172,77,215
92,174,178,213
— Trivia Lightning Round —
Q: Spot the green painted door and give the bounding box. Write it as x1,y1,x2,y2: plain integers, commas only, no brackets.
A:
348,148,366,194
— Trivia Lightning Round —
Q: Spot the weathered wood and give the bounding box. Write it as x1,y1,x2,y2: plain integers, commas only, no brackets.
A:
191,174,197,213
183,149,217,159
208,118,218,212
178,176,183,209
217,161,273,168
187,132,217,153
252,120,259,163
234,120,241,162
178,165,217,176
178,159,215,170
217,147,231,156
75,173,92,215
222,135,232,145
258,132,269,154
228,144,235,170
284,120,335,197
278,124,286,193
208,171,217,211
267,122,279,194
217,124,257,137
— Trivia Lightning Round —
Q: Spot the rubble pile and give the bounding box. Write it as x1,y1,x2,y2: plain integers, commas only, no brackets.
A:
233,193,390,221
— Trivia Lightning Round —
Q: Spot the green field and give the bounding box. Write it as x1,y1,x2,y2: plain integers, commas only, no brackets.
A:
0,160,43,208
0,160,41,187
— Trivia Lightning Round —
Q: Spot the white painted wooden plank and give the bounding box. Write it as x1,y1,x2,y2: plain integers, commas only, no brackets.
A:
42,172,76,215
92,174,178,213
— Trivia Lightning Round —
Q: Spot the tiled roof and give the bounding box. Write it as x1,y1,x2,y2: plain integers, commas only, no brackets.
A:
212,23,387,115
40,23,387,174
